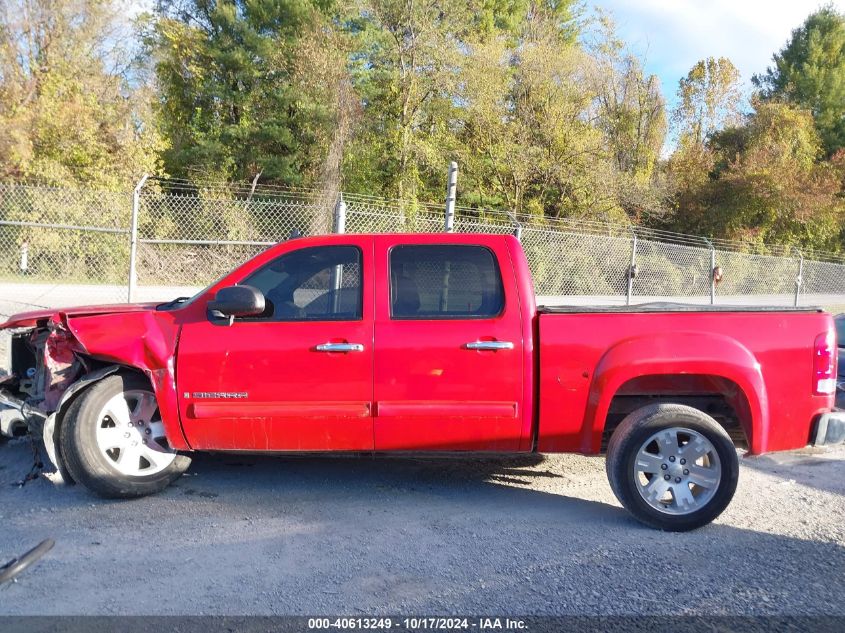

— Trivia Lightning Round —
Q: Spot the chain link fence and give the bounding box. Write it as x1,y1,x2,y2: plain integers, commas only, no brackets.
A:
2,179,844,359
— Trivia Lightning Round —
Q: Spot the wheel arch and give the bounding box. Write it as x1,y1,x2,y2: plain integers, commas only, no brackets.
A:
601,374,754,452
43,364,147,482
585,332,769,454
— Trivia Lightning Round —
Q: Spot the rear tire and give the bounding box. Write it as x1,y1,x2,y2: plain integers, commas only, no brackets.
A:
606,403,739,531
60,373,190,499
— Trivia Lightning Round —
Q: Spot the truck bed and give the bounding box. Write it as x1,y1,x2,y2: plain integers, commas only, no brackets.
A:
538,302,823,314
536,307,833,455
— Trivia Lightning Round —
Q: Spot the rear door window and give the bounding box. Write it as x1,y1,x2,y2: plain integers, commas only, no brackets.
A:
389,245,505,319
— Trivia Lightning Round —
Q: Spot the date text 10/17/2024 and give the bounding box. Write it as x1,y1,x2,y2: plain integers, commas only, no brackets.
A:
307,618,528,630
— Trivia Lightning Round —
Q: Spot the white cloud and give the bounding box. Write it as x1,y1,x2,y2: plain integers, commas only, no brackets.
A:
592,0,845,99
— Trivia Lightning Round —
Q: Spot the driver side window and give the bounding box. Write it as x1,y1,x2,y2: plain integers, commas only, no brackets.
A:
240,245,362,321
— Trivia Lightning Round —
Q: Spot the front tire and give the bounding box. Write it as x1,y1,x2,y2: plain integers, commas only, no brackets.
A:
60,373,190,499
606,403,739,531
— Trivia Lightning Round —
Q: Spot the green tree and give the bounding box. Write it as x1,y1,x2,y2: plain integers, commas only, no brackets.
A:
290,16,359,197
755,5,845,155
589,16,668,220
342,0,581,206
341,0,471,202
452,4,630,221
144,0,335,184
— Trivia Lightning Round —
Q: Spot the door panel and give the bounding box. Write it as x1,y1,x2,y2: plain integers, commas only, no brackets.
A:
372,237,525,451
176,239,374,451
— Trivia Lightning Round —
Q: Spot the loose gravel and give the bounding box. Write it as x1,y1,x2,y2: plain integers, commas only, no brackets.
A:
0,438,843,616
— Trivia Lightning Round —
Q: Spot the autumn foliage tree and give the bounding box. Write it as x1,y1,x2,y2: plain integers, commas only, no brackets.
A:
1,1,845,253
669,100,844,250
0,0,162,188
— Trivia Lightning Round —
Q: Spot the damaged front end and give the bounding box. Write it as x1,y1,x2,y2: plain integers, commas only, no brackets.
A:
0,315,110,482
2,316,83,417
1,303,187,483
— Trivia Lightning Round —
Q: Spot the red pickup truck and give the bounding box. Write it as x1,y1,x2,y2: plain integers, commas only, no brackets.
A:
1,233,842,531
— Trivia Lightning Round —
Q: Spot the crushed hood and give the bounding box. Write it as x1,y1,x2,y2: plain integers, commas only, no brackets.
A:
0,303,159,329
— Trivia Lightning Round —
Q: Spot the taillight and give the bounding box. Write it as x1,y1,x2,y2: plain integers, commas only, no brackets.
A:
813,330,837,395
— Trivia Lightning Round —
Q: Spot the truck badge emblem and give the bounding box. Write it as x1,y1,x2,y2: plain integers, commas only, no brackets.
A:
191,392,248,399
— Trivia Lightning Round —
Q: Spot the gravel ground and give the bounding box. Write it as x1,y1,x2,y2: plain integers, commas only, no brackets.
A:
0,438,843,616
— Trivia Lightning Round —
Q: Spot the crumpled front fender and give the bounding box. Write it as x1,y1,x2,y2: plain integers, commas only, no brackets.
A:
62,310,190,451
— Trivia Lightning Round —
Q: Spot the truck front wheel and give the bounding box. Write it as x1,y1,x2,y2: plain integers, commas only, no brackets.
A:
60,373,191,498
606,403,739,531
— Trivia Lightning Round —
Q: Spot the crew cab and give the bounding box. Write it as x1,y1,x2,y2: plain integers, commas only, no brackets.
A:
1,233,843,531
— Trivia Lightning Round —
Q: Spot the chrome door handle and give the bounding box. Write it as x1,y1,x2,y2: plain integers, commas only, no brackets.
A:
464,341,514,351
315,343,365,352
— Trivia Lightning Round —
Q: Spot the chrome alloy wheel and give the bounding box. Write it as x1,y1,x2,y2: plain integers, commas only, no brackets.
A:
633,427,722,515
94,390,177,477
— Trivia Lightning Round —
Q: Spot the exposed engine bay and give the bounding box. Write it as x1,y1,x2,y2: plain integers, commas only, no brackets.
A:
2,321,93,482
12,327,81,405
1,321,86,426
0,306,178,485
3,320,97,461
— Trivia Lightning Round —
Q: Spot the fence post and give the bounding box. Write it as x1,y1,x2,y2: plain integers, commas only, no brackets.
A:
626,232,637,306
504,208,522,240
794,252,804,307
710,248,716,305
333,193,347,234
19,242,28,274
330,194,347,313
444,161,458,232
702,238,716,305
128,173,149,303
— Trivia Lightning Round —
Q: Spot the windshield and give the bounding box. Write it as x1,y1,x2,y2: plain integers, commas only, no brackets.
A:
156,241,297,311
155,273,229,311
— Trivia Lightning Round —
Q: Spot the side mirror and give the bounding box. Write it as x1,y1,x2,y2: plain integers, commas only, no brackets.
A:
207,285,265,323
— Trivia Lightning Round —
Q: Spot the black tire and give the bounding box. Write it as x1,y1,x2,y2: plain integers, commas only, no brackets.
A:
59,373,191,499
606,403,739,532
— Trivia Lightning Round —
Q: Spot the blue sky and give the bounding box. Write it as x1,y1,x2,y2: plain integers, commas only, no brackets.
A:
589,0,845,111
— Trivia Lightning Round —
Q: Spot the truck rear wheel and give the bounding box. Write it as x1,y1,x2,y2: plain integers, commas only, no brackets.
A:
59,373,191,499
606,403,739,531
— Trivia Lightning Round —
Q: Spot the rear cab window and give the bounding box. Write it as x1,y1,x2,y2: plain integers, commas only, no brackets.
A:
389,245,505,319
